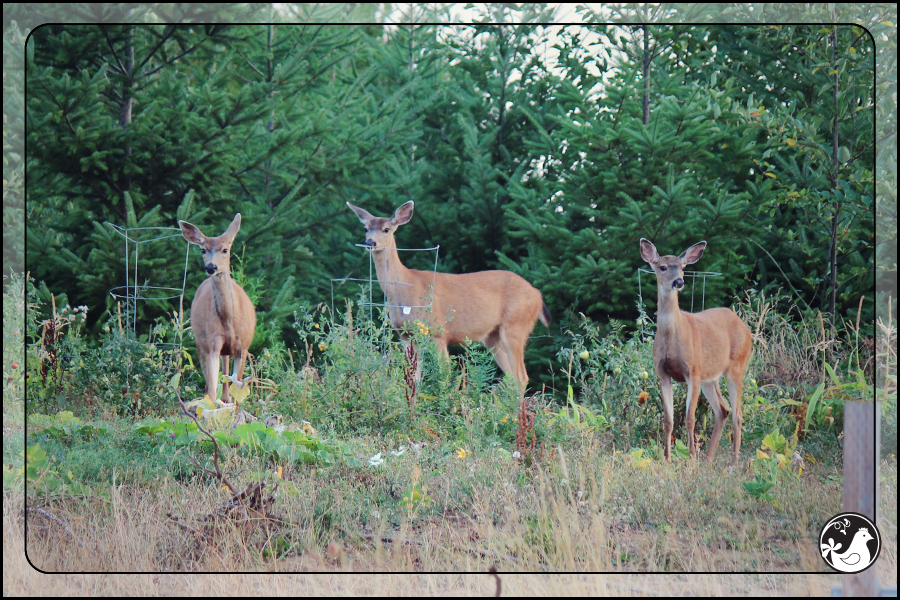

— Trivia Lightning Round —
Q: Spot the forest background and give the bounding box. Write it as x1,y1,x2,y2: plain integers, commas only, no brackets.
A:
5,3,895,393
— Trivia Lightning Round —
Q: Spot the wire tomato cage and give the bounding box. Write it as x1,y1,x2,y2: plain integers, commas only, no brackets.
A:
107,223,190,397
331,243,440,324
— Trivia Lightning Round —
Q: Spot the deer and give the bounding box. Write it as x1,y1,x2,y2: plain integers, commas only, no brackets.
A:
640,238,752,463
179,213,257,408
347,201,551,399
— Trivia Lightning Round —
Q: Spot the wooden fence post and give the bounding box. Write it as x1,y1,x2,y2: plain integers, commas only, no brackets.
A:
836,399,882,597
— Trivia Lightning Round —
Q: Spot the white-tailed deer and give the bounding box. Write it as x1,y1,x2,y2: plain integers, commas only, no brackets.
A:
640,238,752,462
347,201,551,397
180,214,256,405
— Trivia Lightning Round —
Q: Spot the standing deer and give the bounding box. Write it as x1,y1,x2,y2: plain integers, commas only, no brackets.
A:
347,201,551,397
179,214,256,405
640,238,752,462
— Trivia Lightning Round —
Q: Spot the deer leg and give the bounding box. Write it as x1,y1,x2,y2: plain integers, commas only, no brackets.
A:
701,380,729,462
204,343,222,402
485,331,514,379
685,379,702,459
220,355,232,403
726,372,744,462
433,337,452,371
231,347,248,383
401,337,422,407
659,375,675,461
499,327,529,396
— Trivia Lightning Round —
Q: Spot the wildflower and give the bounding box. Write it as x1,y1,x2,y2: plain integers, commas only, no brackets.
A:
390,446,406,456
456,448,467,460
637,391,649,405
512,451,521,460
368,452,384,467
314,323,320,329
500,415,508,424
318,343,328,351
276,465,283,479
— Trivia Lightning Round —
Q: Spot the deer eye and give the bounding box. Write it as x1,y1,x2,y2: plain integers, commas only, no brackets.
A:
222,248,228,253
660,266,667,272
383,227,390,233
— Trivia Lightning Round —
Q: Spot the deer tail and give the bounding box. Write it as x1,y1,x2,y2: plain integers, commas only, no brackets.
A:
540,299,552,327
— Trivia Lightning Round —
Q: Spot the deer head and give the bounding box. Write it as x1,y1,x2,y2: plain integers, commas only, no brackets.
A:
179,214,242,277
347,201,414,252
640,238,707,293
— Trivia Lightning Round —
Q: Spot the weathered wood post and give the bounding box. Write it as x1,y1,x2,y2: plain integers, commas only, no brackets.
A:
836,399,881,596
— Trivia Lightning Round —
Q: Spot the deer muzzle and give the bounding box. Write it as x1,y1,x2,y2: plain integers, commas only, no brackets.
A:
672,278,685,290
363,239,377,249
205,264,218,275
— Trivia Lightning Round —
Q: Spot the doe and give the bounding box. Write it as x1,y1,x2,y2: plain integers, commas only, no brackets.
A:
640,238,752,462
347,201,551,398
180,214,256,404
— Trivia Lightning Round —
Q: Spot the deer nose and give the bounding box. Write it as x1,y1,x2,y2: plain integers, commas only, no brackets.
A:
205,264,218,275
672,278,684,290
364,239,376,249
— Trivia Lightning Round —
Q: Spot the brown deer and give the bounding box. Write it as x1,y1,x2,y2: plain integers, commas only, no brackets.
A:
179,214,256,405
640,238,752,462
347,201,551,397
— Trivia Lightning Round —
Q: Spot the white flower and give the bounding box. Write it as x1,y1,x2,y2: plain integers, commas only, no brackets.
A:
390,446,406,456
368,453,384,467
512,451,521,459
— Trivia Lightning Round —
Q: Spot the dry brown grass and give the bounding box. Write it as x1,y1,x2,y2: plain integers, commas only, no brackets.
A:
5,451,896,595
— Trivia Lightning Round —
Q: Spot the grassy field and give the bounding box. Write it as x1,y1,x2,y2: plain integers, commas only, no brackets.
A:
3,272,897,594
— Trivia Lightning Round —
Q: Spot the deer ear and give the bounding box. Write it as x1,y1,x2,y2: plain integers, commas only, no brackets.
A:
347,202,374,225
179,221,205,245
391,201,415,226
639,238,659,264
680,241,707,265
221,213,242,242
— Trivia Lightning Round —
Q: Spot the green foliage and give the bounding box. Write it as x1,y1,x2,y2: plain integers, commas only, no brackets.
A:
133,417,363,468
11,443,92,499
743,427,801,504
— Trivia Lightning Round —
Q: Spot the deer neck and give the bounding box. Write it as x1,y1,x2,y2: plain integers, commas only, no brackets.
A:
655,289,685,338
372,244,415,314
210,270,237,325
